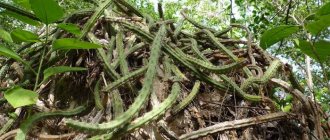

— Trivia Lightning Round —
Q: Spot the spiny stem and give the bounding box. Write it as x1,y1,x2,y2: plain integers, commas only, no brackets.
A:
15,106,86,140
240,59,282,91
172,81,200,114
109,81,181,139
93,79,104,110
65,25,167,132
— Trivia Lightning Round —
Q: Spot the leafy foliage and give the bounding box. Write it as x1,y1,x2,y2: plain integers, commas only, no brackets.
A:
0,44,28,66
43,66,87,81
29,0,64,24
294,39,330,62
1,10,41,26
0,29,13,43
52,38,103,50
306,15,330,35
260,25,300,49
4,86,38,108
316,2,330,17
57,23,81,36
10,29,40,43
13,0,31,10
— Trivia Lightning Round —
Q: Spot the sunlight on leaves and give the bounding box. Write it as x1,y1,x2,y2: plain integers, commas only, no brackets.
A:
29,0,64,24
306,15,330,35
316,2,330,17
260,25,300,49
0,29,13,43
4,86,38,108
13,0,31,10
294,39,330,62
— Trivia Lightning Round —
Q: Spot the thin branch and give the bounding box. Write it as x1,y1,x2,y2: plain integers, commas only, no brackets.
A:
179,112,290,140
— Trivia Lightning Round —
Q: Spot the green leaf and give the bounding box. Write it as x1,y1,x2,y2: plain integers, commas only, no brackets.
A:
4,86,38,108
52,38,103,51
43,66,87,81
284,94,293,102
0,45,35,73
260,25,300,49
305,15,330,35
57,23,81,36
0,45,27,64
316,2,330,17
0,29,13,43
294,39,330,62
304,14,316,21
11,29,40,43
29,0,64,24
1,10,41,26
282,104,292,112
13,0,31,10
